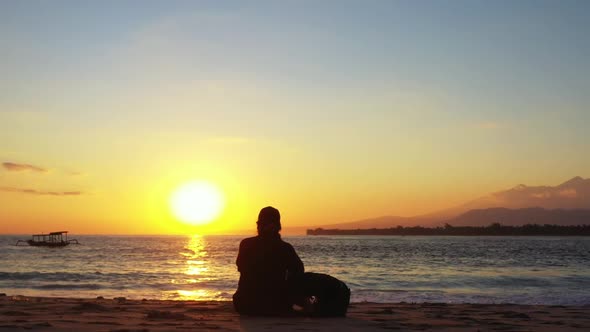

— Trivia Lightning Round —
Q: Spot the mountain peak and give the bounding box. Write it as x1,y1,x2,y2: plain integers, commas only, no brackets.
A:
512,184,527,191
559,176,586,187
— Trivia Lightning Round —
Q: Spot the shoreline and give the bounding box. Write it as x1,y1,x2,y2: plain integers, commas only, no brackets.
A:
1,295,589,331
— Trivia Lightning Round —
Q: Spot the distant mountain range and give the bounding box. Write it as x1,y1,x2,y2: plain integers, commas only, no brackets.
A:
315,176,590,229
448,176,590,212
443,207,590,227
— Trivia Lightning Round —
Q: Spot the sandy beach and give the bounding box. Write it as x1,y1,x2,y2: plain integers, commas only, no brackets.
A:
0,295,588,331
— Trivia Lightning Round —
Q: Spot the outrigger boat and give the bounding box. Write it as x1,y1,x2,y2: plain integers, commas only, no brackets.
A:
15,231,80,247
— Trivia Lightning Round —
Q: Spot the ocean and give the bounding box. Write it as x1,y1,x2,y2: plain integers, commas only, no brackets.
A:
1,235,589,305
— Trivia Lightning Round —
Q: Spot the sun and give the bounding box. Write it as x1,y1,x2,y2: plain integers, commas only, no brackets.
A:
170,181,224,226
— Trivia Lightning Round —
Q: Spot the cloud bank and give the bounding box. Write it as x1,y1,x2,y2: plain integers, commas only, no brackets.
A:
0,187,82,196
2,162,47,173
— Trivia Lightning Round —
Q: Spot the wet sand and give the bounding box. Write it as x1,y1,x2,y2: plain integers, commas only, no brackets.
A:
0,295,589,331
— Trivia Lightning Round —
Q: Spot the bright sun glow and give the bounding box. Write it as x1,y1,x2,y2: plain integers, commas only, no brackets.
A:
170,181,224,226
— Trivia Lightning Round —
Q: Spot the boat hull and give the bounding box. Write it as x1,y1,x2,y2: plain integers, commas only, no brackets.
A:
27,240,70,247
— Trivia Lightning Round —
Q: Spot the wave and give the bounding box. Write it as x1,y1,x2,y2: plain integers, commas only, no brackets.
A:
0,271,170,282
354,288,445,293
2,235,588,305
33,283,104,290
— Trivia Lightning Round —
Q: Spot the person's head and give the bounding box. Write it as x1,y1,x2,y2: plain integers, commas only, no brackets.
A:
257,206,281,236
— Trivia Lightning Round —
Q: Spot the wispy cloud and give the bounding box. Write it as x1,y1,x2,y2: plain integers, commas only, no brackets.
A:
530,189,578,199
0,187,83,196
531,192,550,199
558,189,578,198
2,162,48,173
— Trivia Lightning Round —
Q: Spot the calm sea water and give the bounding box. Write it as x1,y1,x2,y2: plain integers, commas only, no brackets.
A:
1,235,589,305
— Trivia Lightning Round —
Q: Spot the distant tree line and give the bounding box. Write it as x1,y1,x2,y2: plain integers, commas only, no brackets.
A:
306,223,590,236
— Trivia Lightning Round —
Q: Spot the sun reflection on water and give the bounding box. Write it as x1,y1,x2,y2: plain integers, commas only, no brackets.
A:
176,289,215,300
182,234,208,275
174,235,216,300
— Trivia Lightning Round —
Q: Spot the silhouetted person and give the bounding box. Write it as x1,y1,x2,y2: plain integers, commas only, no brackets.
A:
233,206,304,315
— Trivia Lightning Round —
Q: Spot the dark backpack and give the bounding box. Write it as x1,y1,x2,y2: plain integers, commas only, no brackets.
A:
290,272,351,317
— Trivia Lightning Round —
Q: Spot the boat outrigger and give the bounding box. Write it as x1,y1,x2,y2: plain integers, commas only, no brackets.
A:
15,231,80,247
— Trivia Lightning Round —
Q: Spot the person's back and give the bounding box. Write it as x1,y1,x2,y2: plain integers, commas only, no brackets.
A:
233,206,304,315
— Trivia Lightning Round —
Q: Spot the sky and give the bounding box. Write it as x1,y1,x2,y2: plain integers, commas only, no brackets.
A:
1,0,589,234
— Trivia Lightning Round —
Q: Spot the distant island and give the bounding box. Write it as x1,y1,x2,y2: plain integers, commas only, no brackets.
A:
304,177,590,236
307,207,590,236
307,223,590,236
442,207,590,227
312,177,590,231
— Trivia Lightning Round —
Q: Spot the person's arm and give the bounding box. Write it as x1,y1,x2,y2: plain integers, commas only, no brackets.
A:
236,240,247,272
287,243,304,277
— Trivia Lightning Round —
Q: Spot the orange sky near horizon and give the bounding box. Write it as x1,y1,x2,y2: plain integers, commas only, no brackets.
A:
0,157,584,235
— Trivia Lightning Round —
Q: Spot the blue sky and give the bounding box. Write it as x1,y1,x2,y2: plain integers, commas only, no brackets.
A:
1,1,589,231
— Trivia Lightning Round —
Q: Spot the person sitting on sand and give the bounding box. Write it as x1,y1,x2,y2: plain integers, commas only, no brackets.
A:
233,206,304,315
